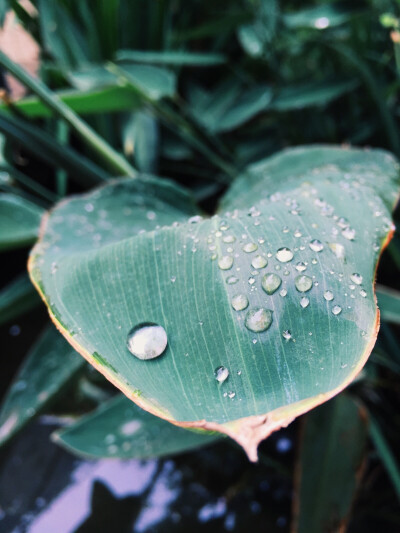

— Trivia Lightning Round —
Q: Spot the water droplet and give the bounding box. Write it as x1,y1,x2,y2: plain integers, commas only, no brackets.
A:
309,239,324,252
215,366,229,383
220,221,229,231
251,255,268,269
280,288,287,297
295,261,307,272
188,215,203,224
261,273,282,294
226,276,239,285
360,289,367,298
342,227,356,240
294,230,302,238
328,242,345,260
323,290,334,301
276,248,293,262
295,275,313,292
170,276,176,283
218,256,233,270
231,294,249,311
282,226,290,233
243,242,258,253
223,235,235,243
332,305,342,315
300,297,310,308
350,273,363,285
146,210,156,220
248,277,256,285
84,203,94,213
127,323,167,360
245,308,273,332
282,330,292,340
228,391,236,399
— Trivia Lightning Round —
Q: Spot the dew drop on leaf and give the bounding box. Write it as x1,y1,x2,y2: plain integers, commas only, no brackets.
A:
231,294,249,311
360,289,367,298
282,330,292,340
309,239,324,252
261,273,282,294
295,275,313,292
243,242,258,253
226,276,239,285
251,255,268,269
300,296,310,308
342,227,356,240
223,235,236,243
332,305,342,315
295,261,307,272
228,391,236,399
276,247,293,262
215,366,229,383
350,273,363,285
323,290,334,301
218,256,234,270
245,308,273,332
126,323,168,360
328,242,345,259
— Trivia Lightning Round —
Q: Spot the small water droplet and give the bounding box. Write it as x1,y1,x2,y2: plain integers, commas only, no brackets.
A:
223,235,235,243
146,210,157,220
282,226,290,233
328,242,345,259
248,277,256,285
215,366,229,383
350,273,363,285
323,290,334,301
360,289,367,298
228,391,236,399
332,305,342,315
243,242,258,253
282,330,292,340
261,273,282,294
295,275,313,292
84,203,94,213
188,215,203,224
226,276,239,285
295,261,307,272
218,256,234,270
280,288,287,297
170,276,176,283
294,230,302,238
276,248,293,262
300,297,310,308
251,255,268,269
127,323,167,360
231,294,249,311
245,308,273,332
309,239,324,252
342,227,356,240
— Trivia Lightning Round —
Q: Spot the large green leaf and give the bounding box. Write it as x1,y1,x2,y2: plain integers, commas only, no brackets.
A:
29,146,400,460
54,393,221,459
293,394,368,532
0,326,85,446
0,193,44,251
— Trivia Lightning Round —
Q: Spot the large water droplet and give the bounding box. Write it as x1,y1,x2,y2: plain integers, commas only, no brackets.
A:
127,323,167,360
245,308,273,332
231,294,249,311
300,296,310,308
276,247,293,262
261,273,282,294
332,305,342,315
218,256,233,270
295,275,313,292
323,290,334,301
251,255,268,269
215,366,229,383
243,242,258,253
350,273,363,285
309,239,324,252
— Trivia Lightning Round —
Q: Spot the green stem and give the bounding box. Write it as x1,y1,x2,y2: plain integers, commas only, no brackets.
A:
0,51,137,177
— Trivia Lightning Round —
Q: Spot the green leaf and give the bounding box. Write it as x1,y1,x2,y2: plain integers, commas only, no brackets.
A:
376,284,400,324
0,273,40,325
0,86,141,118
116,49,227,66
122,111,159,173
284,2,363,30
0,193,44,251
53,393,221,459
29,146,400,460
293,394,368,532
0,326,85,446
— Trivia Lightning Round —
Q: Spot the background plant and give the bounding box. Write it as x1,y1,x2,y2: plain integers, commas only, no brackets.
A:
0,1,400,531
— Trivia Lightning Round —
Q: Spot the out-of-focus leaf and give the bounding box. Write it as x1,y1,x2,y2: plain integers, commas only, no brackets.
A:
376,284,400,324
237,0,279,58
370,417,400,501
270,79,359,111
172,11,251,43
293,394,368,533
0,86,141,118
284,2,363,30
123,111,159,173
116,50,227,66
53,394,221,459
0,273,40,325
69,63,176,101
0,326,85,446
0,193,43,251
29,146,399,460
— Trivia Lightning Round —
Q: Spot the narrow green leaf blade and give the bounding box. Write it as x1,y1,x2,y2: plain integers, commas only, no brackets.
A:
293,394,368,533
0,193,44,251
0,326,85,446
376,284,400,324
54,393,221,459
116,50,227,66
0,273,40,325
